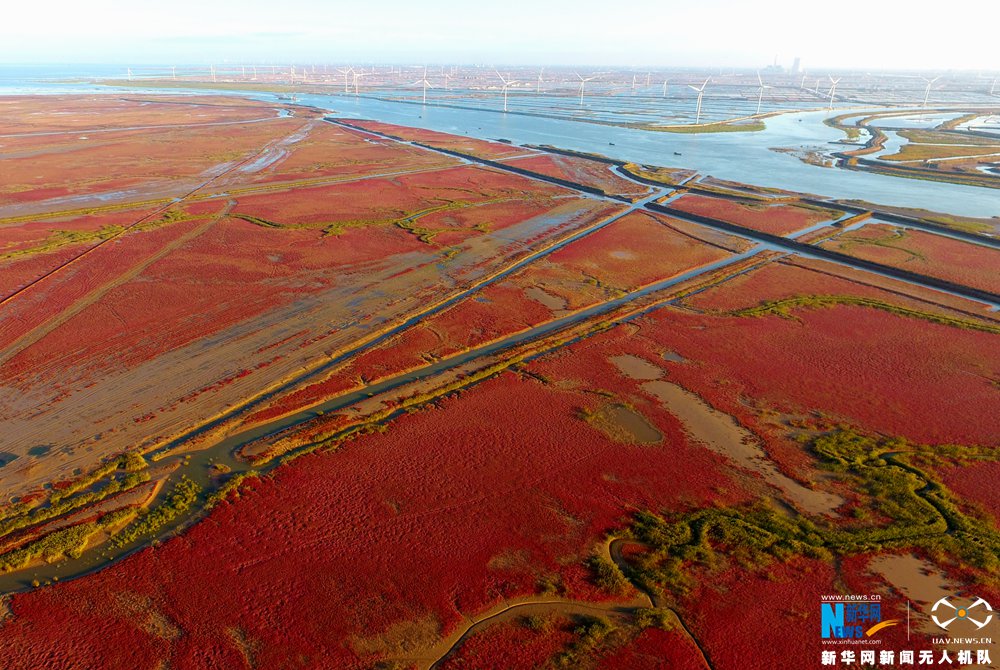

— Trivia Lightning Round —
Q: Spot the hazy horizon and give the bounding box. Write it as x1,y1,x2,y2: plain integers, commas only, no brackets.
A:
4,0,998,72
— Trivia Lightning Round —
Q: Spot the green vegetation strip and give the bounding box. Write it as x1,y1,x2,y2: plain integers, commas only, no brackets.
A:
728,294,1000,334
0,225,124,261
0,508,137,573
615,430,1000,598
204,471,260,510
551,616,619,668
0,454,148,540
1,209,198,262
111,476,201,548
233,212,392,237
825,228,926,262
234,197,507,243
899,129,1000,147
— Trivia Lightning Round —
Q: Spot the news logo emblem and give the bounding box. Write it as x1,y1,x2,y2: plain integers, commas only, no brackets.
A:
821,600,900,639
931,597,993,631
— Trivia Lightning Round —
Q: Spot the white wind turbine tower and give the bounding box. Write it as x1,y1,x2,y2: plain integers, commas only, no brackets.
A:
211,65,216,83
755,72,772,115
242,65,246,78
412,67,434,104
688,77,710,124
575,72,597,106
337,67,353,93
646,72,651,87
352,69,369,96
495,70,518,112
632,73,637,93
920,76,941,108
127,67,133,81
536,68,544,93
662,79,669,97
443,72,452,90
252,65,257,80
171,66,176,80
827,76,841,110
991,78,997,96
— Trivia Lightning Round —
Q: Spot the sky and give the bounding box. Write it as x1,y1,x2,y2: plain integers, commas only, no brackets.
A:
2,0,998,71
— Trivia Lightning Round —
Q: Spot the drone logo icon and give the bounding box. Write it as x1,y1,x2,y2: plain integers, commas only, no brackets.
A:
931,597,993,630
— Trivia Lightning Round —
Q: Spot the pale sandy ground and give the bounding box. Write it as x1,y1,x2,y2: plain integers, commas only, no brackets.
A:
609,353,843,516
868,553,997,668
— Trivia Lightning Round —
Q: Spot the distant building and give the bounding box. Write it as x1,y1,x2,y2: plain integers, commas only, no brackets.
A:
763,54,785,74
792,57,802,74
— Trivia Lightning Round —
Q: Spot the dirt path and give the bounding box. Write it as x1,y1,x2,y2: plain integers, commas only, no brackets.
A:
420,595,649,669
404,537,714,670
606,538,715,670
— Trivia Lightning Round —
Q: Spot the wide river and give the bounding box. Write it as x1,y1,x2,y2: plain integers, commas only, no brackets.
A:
311,93,1000,219
1,72,997,218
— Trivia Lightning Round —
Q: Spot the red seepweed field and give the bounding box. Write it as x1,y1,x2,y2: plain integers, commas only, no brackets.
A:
501,153,654,200
666,192,842,236
816,221,1000,296
2,93,999,670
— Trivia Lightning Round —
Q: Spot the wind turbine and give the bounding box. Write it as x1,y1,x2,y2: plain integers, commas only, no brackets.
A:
171,66,176,80
412,66,434,104
496,70,518,112
211,65,216,83
536,68,544,93
800,74,806,89
337,67,353,93
632,73,637,93
827,76,841,110
661,79,669,98
575,72,597,106
921,75,941,107
755,71,772,115
991,78,997,96
646,72,651,87
443,72,452,90
352,70,368,96
688,77,710,124
252,65,257,80
127,67,133,82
